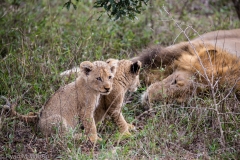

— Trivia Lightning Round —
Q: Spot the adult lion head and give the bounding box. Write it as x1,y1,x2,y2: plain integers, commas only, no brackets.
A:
131,29,240,107
142,44,240,107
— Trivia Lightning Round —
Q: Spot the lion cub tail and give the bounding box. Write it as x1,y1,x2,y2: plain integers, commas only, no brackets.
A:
11,103,39,123
1,96,39,123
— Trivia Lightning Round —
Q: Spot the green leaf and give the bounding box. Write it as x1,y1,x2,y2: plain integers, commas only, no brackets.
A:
92,0,149,20
63,2,71,10
72,3,77,10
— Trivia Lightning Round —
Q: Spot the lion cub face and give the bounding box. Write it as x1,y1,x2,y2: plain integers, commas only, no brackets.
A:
80,61,117,95
106,59,142,92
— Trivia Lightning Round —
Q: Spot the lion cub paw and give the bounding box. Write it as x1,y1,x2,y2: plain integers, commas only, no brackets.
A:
89,135,102,143
127,123,136,131
119,131,135,141
97,136,103,142
73,133,83,140
122,131,132,137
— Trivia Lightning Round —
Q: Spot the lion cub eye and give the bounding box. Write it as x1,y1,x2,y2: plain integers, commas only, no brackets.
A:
96,77,102,81
109,76,112,79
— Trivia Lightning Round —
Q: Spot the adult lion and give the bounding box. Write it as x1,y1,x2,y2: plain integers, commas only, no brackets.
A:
132,29,240,106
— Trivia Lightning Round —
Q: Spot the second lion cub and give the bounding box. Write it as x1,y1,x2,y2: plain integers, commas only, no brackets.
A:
94,59,142,136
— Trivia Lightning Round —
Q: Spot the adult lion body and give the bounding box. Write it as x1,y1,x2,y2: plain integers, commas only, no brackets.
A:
132,29,240,105
12,61,117,143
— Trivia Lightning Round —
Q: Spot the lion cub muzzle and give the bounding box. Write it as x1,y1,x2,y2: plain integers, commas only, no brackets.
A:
100,82,112,95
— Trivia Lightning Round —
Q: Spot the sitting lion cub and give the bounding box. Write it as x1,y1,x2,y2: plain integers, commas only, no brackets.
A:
11,61,117,143
94,59,142,136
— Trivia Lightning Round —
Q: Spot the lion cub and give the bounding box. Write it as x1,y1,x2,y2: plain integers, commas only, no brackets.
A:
94,59,142,136
39,61,117,143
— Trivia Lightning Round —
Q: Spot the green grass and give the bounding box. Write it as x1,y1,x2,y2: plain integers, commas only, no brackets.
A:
0,0,240,159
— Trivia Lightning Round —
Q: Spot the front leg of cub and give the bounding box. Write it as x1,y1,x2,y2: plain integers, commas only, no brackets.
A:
94,102,106,124
81,112,101,143
108,107,135,136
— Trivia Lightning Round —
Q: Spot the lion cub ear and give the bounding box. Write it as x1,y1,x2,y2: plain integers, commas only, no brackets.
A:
80,61,94,76
106,58,119,75
130,61,142,74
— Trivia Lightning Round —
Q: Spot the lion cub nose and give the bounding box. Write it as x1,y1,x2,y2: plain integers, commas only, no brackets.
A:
104,87,110,92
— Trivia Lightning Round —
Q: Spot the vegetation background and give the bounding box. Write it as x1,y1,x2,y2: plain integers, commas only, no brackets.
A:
0,0,239,159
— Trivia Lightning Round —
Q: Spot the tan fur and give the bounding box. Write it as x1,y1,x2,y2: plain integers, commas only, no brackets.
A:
142,44,240,106
94,59,141,136
12,61,117,143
